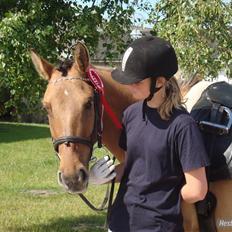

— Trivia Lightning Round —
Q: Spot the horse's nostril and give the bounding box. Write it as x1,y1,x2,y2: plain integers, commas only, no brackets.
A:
58,171,67,187
78,168,87,182
58,169,88,192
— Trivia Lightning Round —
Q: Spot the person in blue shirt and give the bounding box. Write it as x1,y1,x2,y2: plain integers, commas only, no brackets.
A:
89,36,210,232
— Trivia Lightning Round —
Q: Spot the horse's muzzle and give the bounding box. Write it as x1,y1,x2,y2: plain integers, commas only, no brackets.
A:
58,169,88,193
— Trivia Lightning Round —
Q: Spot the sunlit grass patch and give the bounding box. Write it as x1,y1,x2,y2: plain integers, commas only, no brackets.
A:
0,122,117,232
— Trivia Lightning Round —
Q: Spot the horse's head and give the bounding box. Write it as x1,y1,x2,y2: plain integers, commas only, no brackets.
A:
31,43,97,193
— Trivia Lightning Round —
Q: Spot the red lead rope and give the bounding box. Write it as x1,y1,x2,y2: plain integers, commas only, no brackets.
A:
87,68,122,130
100,95,122,129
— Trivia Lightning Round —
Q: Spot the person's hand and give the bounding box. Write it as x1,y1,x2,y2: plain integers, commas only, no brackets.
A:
89,155,116,185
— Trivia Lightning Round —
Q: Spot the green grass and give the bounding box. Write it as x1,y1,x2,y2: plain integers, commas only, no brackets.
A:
0,122,117,232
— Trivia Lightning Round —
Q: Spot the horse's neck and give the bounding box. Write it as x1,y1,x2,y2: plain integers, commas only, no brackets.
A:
97,68,134,112
96,68,134,162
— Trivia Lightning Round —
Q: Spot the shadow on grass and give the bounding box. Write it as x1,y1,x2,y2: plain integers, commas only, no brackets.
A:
7,215,108,232
0,122,50,143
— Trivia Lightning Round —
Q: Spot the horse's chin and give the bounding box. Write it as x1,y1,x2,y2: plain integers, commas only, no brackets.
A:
66,179,89,194
60,180,88,194
68,186,88,194
57,171,88,194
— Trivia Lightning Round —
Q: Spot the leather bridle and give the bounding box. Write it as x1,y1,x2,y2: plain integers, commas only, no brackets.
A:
50,76,103,157
53,136,93,153
48,73,116,216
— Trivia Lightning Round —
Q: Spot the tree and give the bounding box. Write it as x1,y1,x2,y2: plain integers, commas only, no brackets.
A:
149,0,232,79
0,0,137,120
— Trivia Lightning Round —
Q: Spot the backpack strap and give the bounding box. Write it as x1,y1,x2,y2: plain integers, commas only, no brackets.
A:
195,192,217,232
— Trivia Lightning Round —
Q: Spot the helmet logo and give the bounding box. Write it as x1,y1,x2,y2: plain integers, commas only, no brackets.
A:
122,47,133,72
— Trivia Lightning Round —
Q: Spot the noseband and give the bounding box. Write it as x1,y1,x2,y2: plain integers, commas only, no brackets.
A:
53,136,93,153
50,76,103,156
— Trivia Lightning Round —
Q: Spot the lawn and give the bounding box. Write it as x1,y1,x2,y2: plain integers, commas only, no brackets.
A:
0,122,116,232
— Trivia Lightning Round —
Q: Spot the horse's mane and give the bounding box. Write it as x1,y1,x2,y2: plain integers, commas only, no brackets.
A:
56,60,114,77
57,59,74,76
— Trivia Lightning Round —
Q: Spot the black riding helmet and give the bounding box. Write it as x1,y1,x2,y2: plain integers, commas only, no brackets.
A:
112,36,178,120
112,36,178,98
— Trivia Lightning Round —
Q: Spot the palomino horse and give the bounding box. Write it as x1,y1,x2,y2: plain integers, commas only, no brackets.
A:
31,42,232,231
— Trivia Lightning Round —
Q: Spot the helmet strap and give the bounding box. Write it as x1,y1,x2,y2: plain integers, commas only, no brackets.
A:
142,79,162,121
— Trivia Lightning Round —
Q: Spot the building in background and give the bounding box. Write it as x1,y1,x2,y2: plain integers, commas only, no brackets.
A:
91,26,153,67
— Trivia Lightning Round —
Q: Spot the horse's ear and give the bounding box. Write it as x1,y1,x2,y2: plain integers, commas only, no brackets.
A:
30,49,54,80
73,42,90,73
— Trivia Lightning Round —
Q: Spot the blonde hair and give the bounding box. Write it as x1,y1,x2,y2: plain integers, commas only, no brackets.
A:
158,76,185,120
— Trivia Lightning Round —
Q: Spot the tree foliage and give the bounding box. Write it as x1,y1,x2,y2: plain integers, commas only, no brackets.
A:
0,0,136,120
149,0,232,79
1,0,231,121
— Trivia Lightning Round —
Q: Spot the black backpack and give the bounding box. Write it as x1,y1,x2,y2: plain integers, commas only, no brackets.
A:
191,81,232,181
190,81,232,232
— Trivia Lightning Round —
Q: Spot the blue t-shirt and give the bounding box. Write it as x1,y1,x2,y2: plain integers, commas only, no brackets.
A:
109,101,210,232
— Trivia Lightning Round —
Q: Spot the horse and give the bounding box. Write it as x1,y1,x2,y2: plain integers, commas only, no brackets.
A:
31,42,232,232
30,43,134,193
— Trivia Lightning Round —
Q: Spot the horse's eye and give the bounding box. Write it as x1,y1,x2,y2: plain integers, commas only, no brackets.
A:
42,102,52,114
42,104,48,111
85,99,93,110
